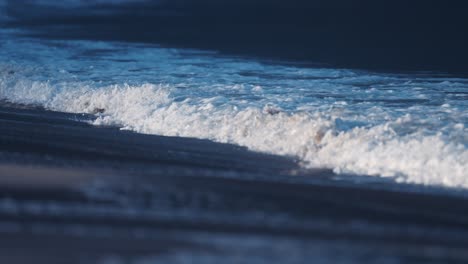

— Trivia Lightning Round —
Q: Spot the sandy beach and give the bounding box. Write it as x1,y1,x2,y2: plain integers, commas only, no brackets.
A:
1,104,468,263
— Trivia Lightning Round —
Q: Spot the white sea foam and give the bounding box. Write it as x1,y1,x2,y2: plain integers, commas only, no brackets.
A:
1,73,467,189
0,28,466,188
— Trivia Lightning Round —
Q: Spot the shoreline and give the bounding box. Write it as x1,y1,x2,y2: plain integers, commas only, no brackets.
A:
1,104,468,262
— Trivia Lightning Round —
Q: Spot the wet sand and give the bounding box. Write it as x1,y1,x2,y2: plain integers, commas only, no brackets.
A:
1,104,468,263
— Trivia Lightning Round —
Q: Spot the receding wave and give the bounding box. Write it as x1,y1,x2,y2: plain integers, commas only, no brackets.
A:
1,68,467,189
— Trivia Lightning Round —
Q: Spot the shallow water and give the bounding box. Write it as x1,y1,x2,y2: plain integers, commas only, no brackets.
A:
0,26,467,189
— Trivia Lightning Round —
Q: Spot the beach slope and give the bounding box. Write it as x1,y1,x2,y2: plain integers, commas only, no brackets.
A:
1,105,468,263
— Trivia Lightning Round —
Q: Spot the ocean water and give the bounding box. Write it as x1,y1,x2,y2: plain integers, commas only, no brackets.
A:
0,27,467,189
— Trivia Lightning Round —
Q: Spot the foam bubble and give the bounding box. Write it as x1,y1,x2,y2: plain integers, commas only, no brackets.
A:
1,74,467,189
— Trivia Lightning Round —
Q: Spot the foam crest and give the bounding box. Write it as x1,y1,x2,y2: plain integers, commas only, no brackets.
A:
1,74,467,189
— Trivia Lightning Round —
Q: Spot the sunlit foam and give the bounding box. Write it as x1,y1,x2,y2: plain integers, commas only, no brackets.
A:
1,72,467,189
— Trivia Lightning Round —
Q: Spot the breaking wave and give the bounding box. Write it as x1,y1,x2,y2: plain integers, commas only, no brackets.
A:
1,71,467,188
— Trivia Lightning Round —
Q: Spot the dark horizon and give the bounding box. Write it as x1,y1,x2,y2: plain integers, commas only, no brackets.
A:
3,0,468,74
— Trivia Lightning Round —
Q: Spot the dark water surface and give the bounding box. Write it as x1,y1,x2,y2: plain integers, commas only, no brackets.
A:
3,0,468,73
